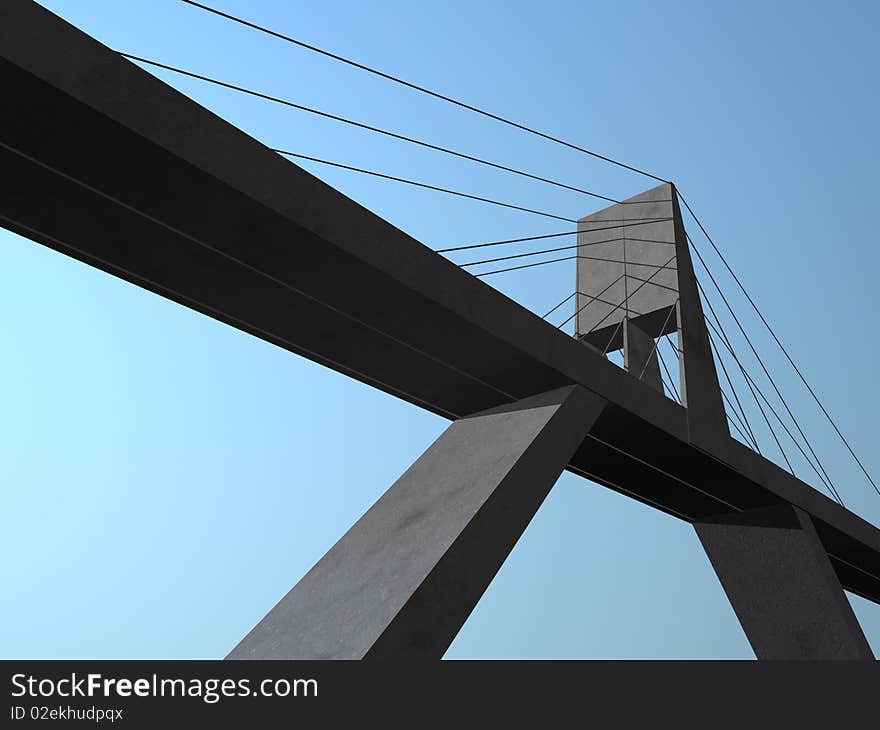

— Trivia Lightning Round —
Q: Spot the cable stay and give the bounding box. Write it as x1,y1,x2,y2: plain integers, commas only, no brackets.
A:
178,0,668,184
276,151,576,222
679,193,880,499
436,223,673,253
119,52,621,205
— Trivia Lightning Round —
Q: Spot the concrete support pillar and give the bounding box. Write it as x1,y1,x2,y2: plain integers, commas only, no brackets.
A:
623,317,663,393
669,190,730,446
228,385,606,659
694,503,874,659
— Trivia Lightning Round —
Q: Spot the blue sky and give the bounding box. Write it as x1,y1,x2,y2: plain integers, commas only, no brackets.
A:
2,0,879,658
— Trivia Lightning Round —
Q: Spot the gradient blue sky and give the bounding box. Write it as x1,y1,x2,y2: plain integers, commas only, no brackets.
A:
3,0,879,658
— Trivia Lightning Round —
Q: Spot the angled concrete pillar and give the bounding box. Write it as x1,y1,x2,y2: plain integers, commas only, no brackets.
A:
228,385,606,659
669,187,729,445
694,503,874,660
623,317,663,393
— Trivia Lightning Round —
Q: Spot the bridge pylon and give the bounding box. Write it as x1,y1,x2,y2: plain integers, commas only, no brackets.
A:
575,181,728,449
576,183,873,659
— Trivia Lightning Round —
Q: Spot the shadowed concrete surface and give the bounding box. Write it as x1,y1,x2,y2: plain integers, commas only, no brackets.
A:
576,183,728,446
695,504,874,659
624,318,664,393
228,386,606,659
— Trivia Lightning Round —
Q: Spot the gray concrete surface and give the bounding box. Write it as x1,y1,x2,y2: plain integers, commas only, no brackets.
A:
228,386,606,658
695,504,874,659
